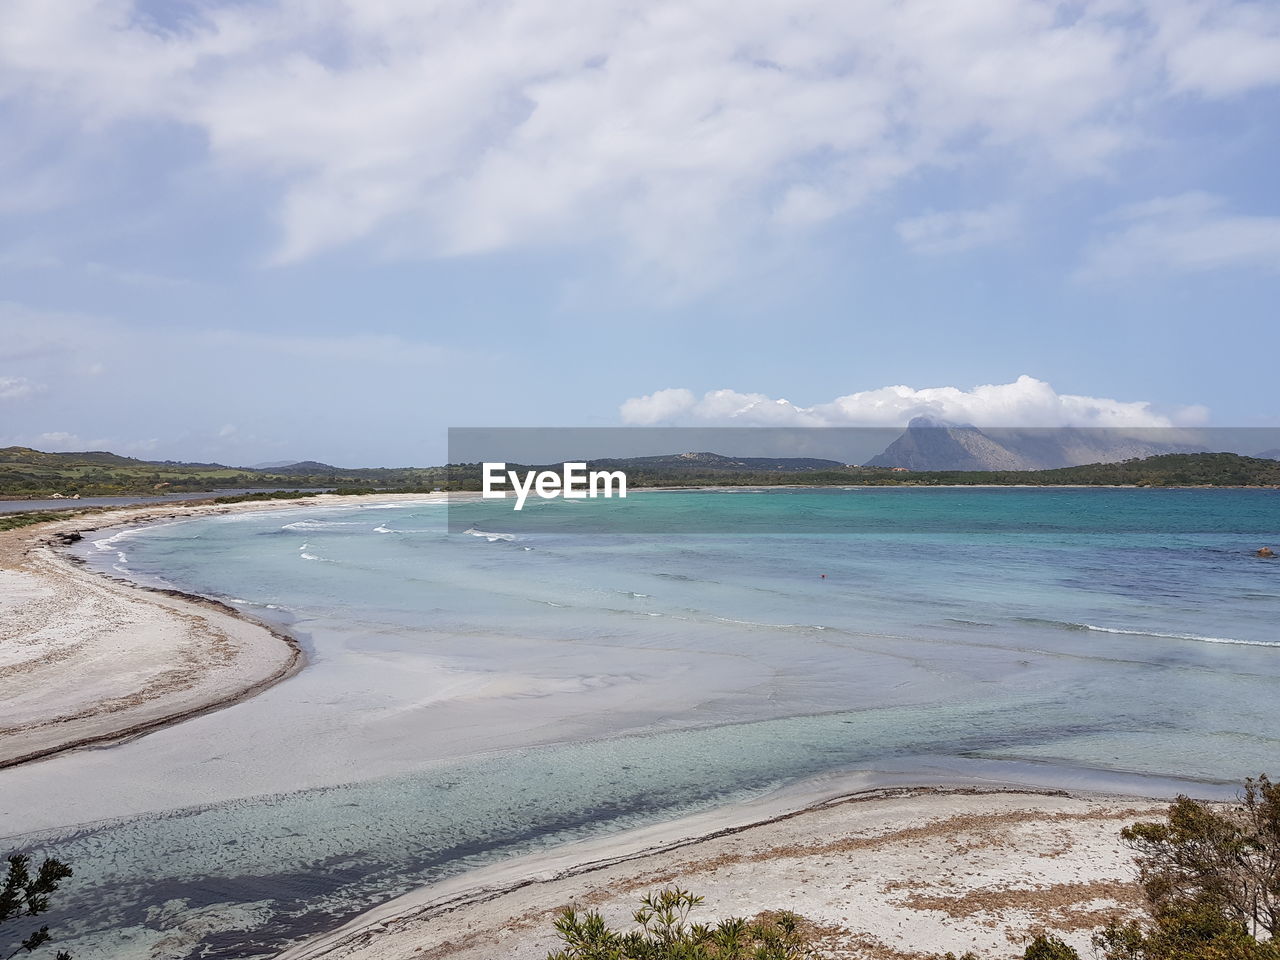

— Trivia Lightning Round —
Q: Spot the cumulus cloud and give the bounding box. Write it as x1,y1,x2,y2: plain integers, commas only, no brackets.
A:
1,1,1278,280
1079,192,1280,279
620,375,1202,428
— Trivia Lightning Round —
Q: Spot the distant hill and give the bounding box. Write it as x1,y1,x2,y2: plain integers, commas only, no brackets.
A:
0,447,447,498
0,446,146,468
4,444,1277,500
257,460,344,475
613,451,1280,488
585,452,847,473
865,417,1203,471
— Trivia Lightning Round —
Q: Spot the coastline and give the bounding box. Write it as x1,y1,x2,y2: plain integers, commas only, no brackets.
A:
0,487,1262,959
0,493,444,768
280,783,1173,960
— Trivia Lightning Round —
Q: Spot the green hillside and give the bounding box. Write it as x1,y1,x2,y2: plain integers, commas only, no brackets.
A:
0,447,451,497
3,448,1277,499
444,452,1280,488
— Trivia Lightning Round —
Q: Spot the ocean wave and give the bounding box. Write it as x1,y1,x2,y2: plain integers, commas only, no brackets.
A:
1016,617,1277,647
90,532,131,568
298,542,337,563
373,524,394,534
463,527,516,542
91,530,136,552
281,520,363,531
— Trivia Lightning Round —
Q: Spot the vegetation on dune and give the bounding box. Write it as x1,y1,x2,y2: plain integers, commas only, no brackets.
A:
1,853,73,959
1088,774,1280,960
547,888,808,960
546,776,1280,960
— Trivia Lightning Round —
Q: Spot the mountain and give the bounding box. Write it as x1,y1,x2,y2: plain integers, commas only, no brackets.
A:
864,418,1036,471
865,417,1205,471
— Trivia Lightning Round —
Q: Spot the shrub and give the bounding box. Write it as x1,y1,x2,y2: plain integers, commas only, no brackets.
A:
546,887,809,959
1024,933,1082,960
1121,776,1279,939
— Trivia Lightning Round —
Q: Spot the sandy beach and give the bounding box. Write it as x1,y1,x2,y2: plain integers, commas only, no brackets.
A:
280,785,1168,960
0,494,441,768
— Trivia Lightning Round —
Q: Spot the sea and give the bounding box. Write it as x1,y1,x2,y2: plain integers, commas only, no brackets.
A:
1,487,1277,958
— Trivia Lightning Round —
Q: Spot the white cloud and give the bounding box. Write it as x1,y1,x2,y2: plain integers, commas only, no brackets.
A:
895,204,1019,254
0,375,39,399
3,1,1277,280
619,388,699,425
1148,0,1280,98
1079,192,1280,279
621,375,1200,428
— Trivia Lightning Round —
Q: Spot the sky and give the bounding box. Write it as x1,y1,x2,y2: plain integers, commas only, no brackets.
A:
0,0,1278,466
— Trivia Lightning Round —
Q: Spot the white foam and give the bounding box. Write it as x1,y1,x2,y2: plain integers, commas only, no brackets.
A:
463,527,516,542
1081,623,1278,647
281,520,362,531
298,542,337,563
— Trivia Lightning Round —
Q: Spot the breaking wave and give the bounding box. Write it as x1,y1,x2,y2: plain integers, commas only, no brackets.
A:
1017,618,1278,647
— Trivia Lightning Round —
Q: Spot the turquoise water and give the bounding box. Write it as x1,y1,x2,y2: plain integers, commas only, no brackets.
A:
1,488,1278,959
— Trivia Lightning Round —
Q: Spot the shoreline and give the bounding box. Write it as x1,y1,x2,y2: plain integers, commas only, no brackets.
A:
0,490,1258,958
0,493,445,769
279,782,1176,960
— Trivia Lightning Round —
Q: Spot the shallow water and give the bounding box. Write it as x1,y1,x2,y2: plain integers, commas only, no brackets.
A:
1,489,1277,958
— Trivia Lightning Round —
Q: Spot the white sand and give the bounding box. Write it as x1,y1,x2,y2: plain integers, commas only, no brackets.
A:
281,787,1167,960
0,494,442,767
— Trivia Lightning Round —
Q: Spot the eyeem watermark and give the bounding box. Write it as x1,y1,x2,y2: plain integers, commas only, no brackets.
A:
483,462,627,511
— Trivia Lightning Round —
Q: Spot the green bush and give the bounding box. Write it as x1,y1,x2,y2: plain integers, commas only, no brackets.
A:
1073,775,1280,960
1024,934,1082,960
546,887,809,959
1121,775,1279,940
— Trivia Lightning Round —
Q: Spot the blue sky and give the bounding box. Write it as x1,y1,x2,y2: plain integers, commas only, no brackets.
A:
1,0,1278,465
